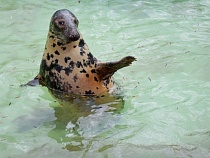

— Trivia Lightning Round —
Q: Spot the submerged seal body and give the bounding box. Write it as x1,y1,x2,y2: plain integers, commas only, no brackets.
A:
26,9,136,98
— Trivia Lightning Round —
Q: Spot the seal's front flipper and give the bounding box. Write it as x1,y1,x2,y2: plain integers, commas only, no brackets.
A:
96,56,136,80
20,75,44,87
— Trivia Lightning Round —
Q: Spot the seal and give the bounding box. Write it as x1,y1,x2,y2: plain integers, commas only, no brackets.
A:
25,9,136,98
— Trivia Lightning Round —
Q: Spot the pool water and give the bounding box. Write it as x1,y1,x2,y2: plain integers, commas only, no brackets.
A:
0,0,210,157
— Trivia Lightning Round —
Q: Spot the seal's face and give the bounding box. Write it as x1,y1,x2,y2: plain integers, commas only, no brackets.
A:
50,9,80,44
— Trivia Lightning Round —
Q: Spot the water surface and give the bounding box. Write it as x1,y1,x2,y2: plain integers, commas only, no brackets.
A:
0,0,210,157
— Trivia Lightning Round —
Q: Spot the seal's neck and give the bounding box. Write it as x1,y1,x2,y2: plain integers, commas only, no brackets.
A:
44,32,97,65
45,32,80,50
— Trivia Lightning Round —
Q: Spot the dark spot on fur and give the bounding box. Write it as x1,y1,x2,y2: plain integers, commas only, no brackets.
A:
87,52,94,60
85,90,95,95
52,43,56,47
80,51,84,56
78,39,85,47
55,59,58,64
80,69,86,73
80,47,85,56
86,74,89,78
47,53,50,60
73,75,78,82
39,60,73,91
101,95,105,97
64,67,72,76
104,78,110,87
69,61,74,68
76,86,79,88
50,54,54,58
106,78,110,84
64,57,71,63
57,41,62,46
61,47,66,50
76,61,83,68
83,59,87,67
54,64,62,73
87,52,97,66
94,77,99,82
82,54,97,68
91,69,96,73
55,50,60,55
43,60,62,73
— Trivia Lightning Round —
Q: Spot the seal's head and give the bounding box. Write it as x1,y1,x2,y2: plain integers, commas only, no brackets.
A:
50,9,80,44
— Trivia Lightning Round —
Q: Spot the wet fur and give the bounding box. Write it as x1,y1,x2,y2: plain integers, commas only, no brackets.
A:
25,9,136,98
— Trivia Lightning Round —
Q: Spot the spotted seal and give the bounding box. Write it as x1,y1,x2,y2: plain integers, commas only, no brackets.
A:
25,9,136,98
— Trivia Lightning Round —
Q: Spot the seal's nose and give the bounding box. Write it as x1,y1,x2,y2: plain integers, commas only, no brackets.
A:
69,33,80,41
66,24,80,42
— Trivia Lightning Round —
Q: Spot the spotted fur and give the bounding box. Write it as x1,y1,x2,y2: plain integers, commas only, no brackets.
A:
25,9,136,98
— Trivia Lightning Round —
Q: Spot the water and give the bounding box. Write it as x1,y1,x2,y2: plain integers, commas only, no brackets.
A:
0,0,210,157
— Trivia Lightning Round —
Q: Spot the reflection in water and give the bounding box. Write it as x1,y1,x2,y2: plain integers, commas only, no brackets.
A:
48,90,124,151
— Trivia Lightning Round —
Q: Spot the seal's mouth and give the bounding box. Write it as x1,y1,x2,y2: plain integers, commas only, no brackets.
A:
68,32,80,42
61,33,80,44
54,30,80,45
54,25,80,44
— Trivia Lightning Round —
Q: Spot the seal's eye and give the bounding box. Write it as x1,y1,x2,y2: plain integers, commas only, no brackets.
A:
58,21,65,26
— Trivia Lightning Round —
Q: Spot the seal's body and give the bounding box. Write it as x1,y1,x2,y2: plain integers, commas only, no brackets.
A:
26,9,136,98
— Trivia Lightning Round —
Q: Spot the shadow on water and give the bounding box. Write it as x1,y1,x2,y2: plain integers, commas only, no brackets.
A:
47,89,124,151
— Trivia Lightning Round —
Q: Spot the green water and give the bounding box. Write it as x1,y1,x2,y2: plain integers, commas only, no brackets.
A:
1,0,210,157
